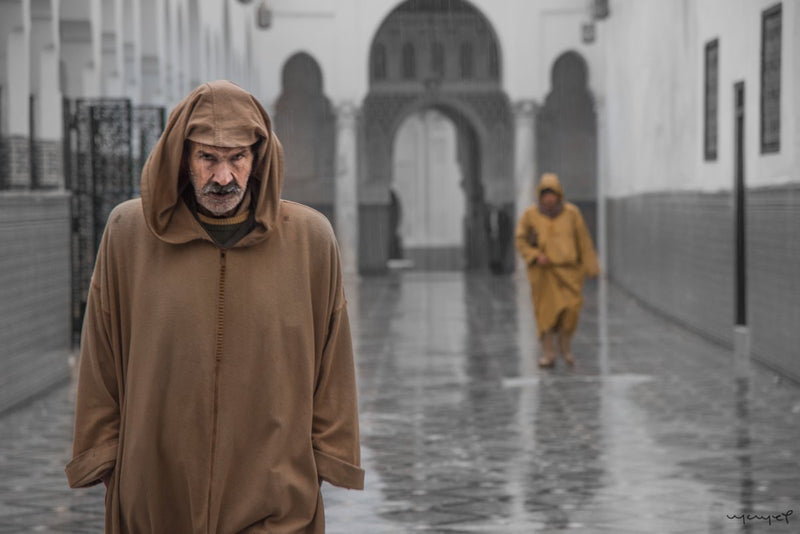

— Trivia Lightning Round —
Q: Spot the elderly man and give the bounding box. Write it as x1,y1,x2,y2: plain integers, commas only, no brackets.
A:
515,173,598,368
66,80,363,533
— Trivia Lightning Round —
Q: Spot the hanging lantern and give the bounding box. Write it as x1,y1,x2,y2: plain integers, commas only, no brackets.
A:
257,0,273,29
593,0,610,20
581,22,595,44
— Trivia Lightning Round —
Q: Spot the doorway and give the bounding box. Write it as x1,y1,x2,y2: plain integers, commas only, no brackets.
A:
391,109,465,270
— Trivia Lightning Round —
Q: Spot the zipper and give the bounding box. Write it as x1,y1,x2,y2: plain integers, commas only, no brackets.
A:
207,249,226,531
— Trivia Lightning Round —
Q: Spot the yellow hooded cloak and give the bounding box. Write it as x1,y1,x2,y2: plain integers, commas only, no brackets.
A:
515,173,599,338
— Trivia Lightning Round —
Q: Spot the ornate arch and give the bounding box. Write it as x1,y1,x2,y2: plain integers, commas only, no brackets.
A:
360,0,514,273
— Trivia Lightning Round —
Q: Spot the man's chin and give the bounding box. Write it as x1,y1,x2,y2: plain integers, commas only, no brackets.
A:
198,195,243,217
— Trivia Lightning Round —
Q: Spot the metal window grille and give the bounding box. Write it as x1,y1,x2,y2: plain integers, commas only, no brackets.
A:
760,3,781,153
704,39,719,161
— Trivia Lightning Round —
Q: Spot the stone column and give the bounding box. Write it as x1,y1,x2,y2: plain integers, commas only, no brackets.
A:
594,96,612,375
513,100,537,223
594,95,608,275
4,29,31,189
335,102,360,276
31,0,64,189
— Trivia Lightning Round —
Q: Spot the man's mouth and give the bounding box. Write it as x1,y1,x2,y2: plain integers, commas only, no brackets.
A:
202,183,241,199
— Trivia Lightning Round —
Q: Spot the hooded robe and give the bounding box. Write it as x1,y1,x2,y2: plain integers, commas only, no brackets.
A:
66,80,364,533
515,173,598,338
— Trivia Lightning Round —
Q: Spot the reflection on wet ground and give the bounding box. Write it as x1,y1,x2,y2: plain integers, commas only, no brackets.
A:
1,273,798,533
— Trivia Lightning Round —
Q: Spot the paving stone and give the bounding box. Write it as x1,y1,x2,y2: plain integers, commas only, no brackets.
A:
1,273,799,533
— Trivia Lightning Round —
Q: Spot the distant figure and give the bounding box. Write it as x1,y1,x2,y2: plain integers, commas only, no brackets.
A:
66,80,363,532
515,173,598,367
486,205,512,274
389,188,404,259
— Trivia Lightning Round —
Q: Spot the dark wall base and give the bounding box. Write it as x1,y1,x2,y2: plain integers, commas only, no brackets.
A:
608,186,800,383
0,191,72,413
359,204,390,274
747,184,800,382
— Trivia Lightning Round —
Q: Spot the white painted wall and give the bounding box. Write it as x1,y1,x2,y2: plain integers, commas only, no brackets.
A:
697,0,797,191
600,0,799,197
8,0,795,200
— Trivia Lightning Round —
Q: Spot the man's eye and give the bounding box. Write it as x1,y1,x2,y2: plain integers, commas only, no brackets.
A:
233,153,245,160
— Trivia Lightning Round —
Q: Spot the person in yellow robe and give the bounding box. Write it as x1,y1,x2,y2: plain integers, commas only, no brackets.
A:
515,173,599,367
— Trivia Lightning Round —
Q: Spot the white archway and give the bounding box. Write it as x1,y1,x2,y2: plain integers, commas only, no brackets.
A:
392,110,465,269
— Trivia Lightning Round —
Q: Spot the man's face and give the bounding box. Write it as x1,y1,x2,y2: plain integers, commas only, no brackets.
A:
539,191,559,210
187,141,254,217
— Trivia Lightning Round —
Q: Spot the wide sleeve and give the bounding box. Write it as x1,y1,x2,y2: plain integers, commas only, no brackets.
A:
574,209,599,278
65,233,121,488
312,304,364,489
311,236,364,490
514,209,540,266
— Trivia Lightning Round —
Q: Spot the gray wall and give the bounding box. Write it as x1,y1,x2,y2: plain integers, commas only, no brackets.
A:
748,185,800,381
607,192,735,346
608,186,800,382
0,191,72,413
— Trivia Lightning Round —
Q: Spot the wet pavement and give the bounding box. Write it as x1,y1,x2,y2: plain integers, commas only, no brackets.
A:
1,272,799,533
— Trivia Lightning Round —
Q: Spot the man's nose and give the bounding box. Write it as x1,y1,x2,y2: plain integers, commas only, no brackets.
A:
213,162,237,185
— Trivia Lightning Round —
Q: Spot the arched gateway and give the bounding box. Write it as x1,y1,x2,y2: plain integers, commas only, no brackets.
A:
360,0,515,274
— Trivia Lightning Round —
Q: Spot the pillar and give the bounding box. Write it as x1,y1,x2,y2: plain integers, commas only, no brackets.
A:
4,29,31,189
31,0,64,189
595,95,608,272
513,100,537,223
334,102,359,275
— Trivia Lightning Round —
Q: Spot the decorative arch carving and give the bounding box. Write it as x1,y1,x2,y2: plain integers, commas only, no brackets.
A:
360,0,514,274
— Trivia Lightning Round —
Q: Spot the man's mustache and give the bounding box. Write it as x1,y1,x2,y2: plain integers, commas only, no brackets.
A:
202,182,242,195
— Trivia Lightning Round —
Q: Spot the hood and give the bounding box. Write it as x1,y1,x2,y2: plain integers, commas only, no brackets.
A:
536,173,564,200
140,80,284,246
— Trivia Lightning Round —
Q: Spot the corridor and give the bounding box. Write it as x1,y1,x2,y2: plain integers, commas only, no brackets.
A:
1,273,798,533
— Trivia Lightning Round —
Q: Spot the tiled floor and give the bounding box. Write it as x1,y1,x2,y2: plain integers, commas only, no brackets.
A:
1,273,798,533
